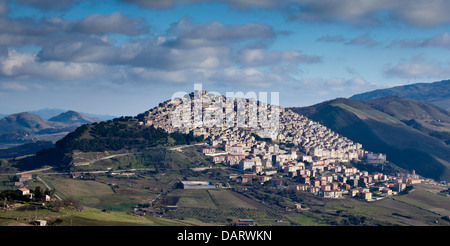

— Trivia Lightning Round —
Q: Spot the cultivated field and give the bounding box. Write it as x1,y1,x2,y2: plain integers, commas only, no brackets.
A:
166,188,288,225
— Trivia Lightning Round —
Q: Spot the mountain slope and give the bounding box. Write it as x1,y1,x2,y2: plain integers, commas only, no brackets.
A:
358,96,450,143
29,108,67,120
0,141,54,158
350,79,450,111
30,108,117,121
289,98,450,181
0,111,101,149
15,117,205,171
49,110,101,125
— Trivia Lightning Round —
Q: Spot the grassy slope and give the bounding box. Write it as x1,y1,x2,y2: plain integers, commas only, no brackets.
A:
0,206,194,226
165,189,288,226
359,97,450,139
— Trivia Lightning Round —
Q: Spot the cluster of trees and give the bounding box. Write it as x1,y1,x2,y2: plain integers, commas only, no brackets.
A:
251,133,273,144
0,187,84,214
0,186,56,205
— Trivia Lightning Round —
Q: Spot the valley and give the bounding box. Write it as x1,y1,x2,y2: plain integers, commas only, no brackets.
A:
1,85,450,227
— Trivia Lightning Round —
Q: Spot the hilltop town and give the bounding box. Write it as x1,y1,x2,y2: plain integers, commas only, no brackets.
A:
139,90,423,201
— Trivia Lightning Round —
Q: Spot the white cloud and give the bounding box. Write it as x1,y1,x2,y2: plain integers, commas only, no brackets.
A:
123,0,450,28
297,76,375,93
0,81,28,91
17,0,88,10
236,48,321,67
383,55,450,79
0,49,35,76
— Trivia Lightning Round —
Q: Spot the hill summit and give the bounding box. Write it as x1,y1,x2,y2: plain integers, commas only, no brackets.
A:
49,110,101,125
350,79,450,112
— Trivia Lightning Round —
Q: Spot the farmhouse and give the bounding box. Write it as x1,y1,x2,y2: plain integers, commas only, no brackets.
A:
181,181,216,189
16,188,33,199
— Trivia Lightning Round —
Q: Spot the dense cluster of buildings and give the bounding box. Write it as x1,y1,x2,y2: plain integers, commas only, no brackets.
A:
140,90,417,201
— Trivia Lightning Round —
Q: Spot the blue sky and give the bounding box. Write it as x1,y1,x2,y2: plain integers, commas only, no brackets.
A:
0,0,449,116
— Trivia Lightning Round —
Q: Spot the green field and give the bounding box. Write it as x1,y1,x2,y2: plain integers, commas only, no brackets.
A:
165,189,289,225
0,206,194,226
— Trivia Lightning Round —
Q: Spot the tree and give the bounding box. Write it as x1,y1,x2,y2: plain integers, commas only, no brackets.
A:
357,179,367,188
44,188,56,198
33,186,44,201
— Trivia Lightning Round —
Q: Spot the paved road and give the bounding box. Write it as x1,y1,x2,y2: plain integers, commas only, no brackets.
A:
75,152,142,166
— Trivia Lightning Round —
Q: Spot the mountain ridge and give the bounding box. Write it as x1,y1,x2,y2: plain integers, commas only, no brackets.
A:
49,110,101,125
0,110,103,149
0,108,118,121
350,79,450,112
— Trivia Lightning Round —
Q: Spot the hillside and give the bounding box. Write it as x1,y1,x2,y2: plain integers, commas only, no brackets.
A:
359,96,450,144
0,112,62,134
289,97,450,181
350,79,450,112
3,93,450,227
0,111,103,151
0,141,54,159
28,108,117,121
12,116,205,171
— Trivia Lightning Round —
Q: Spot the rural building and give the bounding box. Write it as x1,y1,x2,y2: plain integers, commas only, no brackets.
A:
181,181,216,190
238,159,255,171
16,188,30,195
238,219,254,225
16,188,33,199
358,192,372,201
34,220,47,226
202,147,216,155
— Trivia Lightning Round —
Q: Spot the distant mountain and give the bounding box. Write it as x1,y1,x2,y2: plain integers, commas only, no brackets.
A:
0,112,63,134
350,79,450,112
49,110,101,125
82,112,118,121
29,108,117,121
289,97,450,181
0,141,54,159
29,108,67,120
0,110,104,149
358,96,450,143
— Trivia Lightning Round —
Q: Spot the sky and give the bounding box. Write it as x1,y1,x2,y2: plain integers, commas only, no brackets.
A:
0,0,449,116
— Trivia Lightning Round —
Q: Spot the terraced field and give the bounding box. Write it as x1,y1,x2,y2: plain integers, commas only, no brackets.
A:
167,189,288,225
